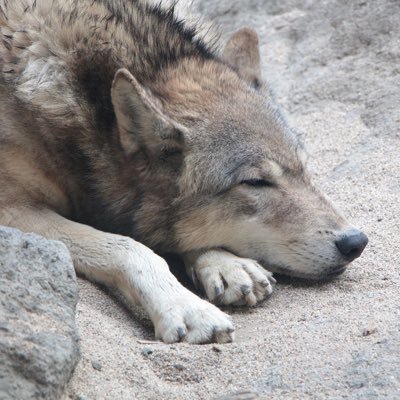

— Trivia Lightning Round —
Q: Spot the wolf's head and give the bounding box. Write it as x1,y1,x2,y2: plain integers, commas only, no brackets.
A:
111,28,368,280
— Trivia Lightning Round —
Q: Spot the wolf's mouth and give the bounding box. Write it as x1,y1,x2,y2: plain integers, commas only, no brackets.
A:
326,265,347,277
258,259,347,281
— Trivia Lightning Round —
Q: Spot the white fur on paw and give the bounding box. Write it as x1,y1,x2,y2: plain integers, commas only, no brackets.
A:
193,251,276,306
153,291,234,344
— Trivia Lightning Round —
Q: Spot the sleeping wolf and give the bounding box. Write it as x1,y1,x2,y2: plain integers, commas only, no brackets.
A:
0,0,368,343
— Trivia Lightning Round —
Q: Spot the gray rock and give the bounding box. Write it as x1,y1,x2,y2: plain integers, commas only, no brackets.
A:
215,391,259,400
173,363,185,371
91,361,102,371
0,226,80,400
141,347,154,358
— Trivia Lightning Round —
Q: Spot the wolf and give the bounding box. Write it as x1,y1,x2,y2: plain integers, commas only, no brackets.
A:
0,0,368,344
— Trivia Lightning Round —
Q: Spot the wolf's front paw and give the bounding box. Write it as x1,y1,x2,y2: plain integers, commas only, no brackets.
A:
190,250,276,306
153,291,234,344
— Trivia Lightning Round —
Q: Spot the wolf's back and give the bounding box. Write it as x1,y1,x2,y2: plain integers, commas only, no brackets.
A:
0,0,217,144
0,0,214,84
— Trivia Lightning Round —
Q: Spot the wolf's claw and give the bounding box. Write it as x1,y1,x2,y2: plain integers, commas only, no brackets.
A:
154,289,234,343
189,250,275,307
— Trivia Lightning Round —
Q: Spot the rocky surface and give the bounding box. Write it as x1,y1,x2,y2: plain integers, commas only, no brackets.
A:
0,227,80,400
64,0,399,399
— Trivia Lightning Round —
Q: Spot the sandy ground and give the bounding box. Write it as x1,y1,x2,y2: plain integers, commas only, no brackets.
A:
65,1,400,399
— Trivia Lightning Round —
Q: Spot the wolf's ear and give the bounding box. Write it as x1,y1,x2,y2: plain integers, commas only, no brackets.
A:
111,68,186,156
222,27,262,89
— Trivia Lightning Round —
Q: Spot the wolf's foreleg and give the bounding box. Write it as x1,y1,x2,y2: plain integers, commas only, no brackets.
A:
183,249,276,306
0,207,234,343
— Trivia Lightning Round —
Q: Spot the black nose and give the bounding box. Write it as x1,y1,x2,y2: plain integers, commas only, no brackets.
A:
335,229,368,261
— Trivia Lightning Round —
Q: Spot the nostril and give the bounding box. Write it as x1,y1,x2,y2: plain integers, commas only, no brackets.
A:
335,230,368,261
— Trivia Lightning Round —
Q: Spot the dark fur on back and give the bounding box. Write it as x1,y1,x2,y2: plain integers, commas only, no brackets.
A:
0,0,216,129
0,0,221,244
71,0,216,132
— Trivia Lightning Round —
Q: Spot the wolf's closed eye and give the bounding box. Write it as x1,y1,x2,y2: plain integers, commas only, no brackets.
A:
241,179,274,188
